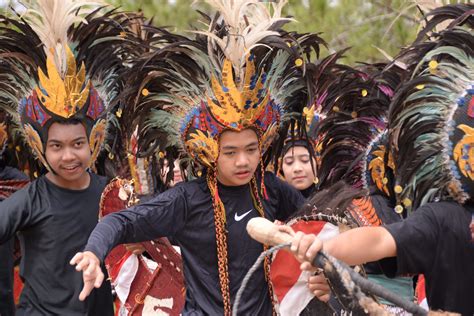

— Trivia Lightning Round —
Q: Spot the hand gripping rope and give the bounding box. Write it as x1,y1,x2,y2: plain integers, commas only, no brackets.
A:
233,218,428,316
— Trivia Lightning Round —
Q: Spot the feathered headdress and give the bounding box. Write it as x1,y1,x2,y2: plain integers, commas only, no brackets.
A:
0,0,137,173
116,0,323,313
389,10,474,212
91,15,167,195
272,49,358,182
315,63,400,189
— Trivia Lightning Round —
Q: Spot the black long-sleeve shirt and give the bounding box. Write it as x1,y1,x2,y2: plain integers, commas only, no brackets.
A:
85,172,304,315
0,173,114,316
381,201,474,315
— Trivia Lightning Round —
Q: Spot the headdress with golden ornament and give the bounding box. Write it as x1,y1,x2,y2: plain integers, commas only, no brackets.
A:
117,1,324,171
276,104,325,180
0,0,139,174
272,49,354,180
115,0,324,314
388,4,474,213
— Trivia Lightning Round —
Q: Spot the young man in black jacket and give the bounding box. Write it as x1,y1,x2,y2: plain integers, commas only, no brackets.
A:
0,2,136,314
72,128,304,315
69,1,323,313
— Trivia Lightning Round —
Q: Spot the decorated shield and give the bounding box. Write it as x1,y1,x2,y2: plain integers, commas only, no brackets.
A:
99,178,185,315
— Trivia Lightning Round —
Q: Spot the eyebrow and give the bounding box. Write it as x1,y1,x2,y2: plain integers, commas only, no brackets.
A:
284,153,310,159
221,142,259,150
47,136,87,144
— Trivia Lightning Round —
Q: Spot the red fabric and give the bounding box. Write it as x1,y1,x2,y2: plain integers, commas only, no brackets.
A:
416,274,426,304
14,266,23,305
270,221,326,302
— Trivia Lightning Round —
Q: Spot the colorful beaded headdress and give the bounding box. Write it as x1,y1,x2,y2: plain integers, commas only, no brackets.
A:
0,0,136,173
116,0,323,313
119,1,323,167
389,4,474,212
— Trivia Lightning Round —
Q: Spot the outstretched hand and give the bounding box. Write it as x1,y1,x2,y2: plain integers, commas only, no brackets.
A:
70,251,104,301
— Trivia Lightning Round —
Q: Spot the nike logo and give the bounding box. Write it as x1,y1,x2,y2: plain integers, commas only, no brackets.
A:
234,209,253,222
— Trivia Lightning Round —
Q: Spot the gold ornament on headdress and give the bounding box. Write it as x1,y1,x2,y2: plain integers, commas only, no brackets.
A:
23,123,49,168
89,119,107,170
207,58,269,128
453,124,474,180
36,46,90,118
185,130,219,167
303,104,315,127
368,145,395,196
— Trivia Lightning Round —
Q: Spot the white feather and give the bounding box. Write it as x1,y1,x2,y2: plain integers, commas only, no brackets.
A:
195,0,292,81
21,0,104,76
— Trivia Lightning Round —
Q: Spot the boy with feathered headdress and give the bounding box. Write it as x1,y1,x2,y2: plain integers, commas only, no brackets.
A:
70,1,326,314
0,0,140,314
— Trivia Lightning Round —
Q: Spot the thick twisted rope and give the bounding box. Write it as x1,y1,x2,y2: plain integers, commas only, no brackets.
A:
233,243,289,315
233,243,428,316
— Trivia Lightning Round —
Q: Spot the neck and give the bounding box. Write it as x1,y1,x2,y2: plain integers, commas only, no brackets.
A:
45,171,91,190
300,184,315,198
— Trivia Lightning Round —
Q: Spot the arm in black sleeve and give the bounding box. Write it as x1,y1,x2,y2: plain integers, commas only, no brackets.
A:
379,204,439,276
264,172,305,221
0,188,34,244
84,185,188,262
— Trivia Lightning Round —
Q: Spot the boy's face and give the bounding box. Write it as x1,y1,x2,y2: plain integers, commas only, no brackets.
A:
45,122,91,190
282,145,316,190
216,128,260,186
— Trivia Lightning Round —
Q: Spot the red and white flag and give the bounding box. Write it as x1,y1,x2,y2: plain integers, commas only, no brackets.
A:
270,220,339,316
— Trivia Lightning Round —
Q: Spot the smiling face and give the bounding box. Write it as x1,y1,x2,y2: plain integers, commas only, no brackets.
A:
282,145,316,190
44,122,91,190
216,128,261,186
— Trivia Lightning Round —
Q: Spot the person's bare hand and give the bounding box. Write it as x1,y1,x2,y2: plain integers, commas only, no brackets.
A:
124,243,146,255
290,232,323,271
274,220,296,237
274,220,284,226
308,273,331,302
70,251,104,301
